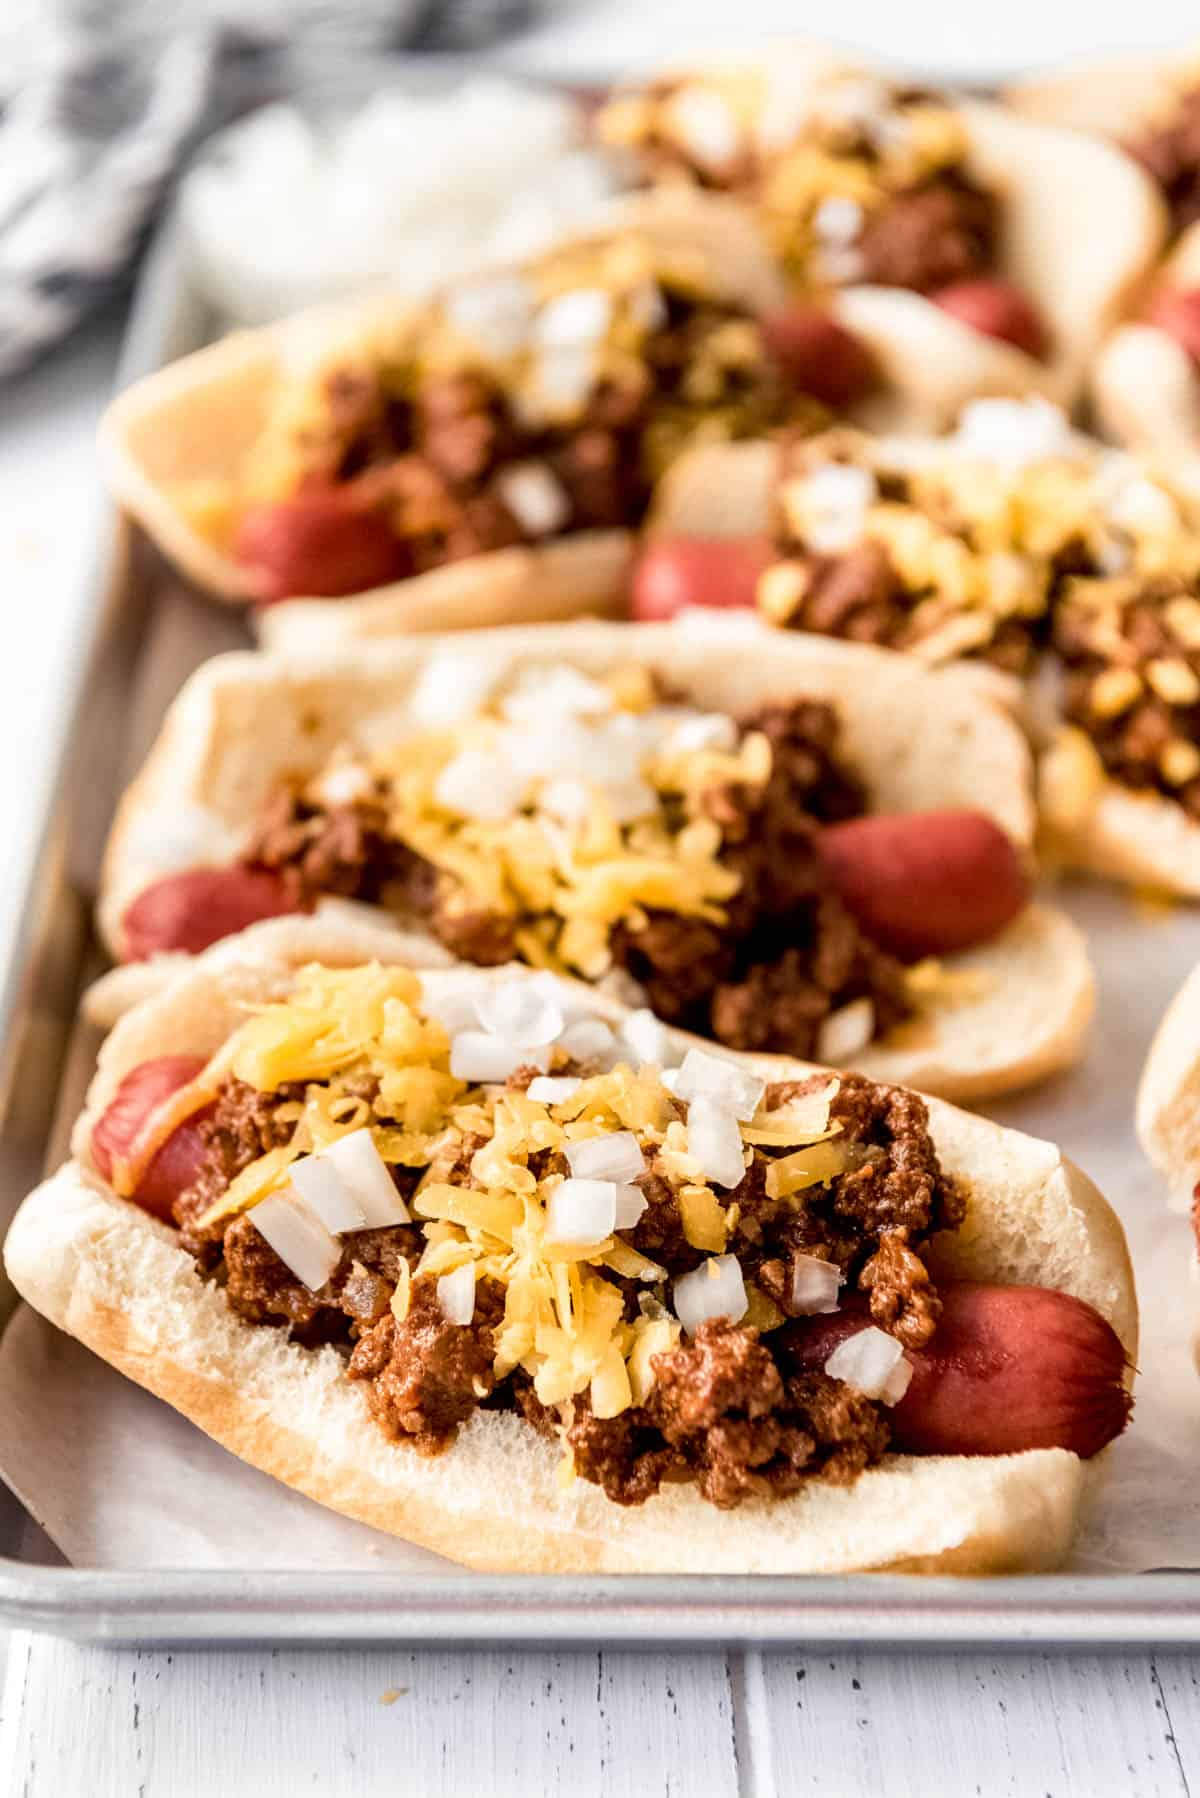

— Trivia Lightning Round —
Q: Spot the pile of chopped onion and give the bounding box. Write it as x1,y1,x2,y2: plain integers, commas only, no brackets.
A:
180,79,628,326
251,1128,410,1292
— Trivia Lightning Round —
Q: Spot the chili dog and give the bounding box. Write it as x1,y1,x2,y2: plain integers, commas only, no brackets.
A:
99,188,889,647
5,930,1136,1574
93,621,1094,1103
649,401,1200,898
597,40,1162,431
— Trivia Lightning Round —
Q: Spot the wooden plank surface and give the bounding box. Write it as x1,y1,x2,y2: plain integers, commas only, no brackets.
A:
5,1632,1200,1795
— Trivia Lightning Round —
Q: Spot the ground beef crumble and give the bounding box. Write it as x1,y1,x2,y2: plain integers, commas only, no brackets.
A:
171,1063,959,1507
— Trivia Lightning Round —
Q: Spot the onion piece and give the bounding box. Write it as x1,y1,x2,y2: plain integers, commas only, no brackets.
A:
501,664,612,721
534,286,612,349
824,1326,912,1405
408,653,497,727
790,1254,844,1315
251,1192,341,1292
619,1007,674,1068
662,711,738,754
673,1255,748,1336
422,978,497,1037
613,1183,648,1229
545,1178,617,1246
559,1018,617,1065
496,461,571,538
686,1098,747,1190
437,1262,477,1326
434,748,528,821
538,777,593,825
816,998,876,1066
288,1157,366,1234
474,978,565,1047
444,273,534,359
451,1032,549,1084
673,1049,765,1122
565,1130,645,1183
315,1128,411,1228
527,1074,582,1105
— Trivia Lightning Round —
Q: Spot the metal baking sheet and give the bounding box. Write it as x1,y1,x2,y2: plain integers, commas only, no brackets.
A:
3,208,1200,1647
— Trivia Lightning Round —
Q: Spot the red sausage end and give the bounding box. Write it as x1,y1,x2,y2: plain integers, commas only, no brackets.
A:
120,867,301,962
818,809,1031,960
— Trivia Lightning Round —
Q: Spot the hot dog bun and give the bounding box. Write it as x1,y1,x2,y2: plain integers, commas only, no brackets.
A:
1088,223,1200,482
1137,959,1200,1211
5,919,1135,1575
94,620,1094,1100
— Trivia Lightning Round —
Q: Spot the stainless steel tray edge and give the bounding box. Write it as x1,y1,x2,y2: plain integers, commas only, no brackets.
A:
0,209,1198,1645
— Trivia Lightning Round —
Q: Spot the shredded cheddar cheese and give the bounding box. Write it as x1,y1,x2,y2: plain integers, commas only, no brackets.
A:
175,963,846,1421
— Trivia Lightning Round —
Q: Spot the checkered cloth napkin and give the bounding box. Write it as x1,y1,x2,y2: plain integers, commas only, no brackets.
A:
0,0,548,377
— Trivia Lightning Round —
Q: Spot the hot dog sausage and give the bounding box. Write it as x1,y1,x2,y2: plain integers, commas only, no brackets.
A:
931,279,1049,359
785,1282,1131,1459
91,1056,212,1223
121,867,301,962
234,489,410,602
817,809,1030,959
759,305,878,409
629,536,772,622
1144,287,1200,365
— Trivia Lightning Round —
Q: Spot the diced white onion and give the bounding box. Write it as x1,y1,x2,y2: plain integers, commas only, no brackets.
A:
408,654,497,728
534,286,612,349
527,345,595,421
437,1261,477,1326
565,1130,646,1183
422,977,497,1037
450,1031,549,1083
824,1326,913,1405
545,1177,617,1245
816,998,876,1067
251,1192,341,1292
952,397,1076,472
314,1128,412,1228
288,1158,366,1233
526,1074,582,1105
538,776,593,825
473,977,565,1047
1103,473,1179,538
501,715,594,779
673,1049,765,1122
673,1254,748,1336
619,1007,674,1069
662,711,738,754
501,663,614,720
613,1183,648,1229
793,465,877,554
496,461,571,538
559,1018,617,1065
664,87,740,171
311,762,372,808
790,1254,844,1315
434,748,528,820
444,273,535,358
685,1098,747,1190
813,195,864,246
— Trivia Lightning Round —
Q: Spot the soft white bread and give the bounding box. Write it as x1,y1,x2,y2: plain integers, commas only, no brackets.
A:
98,187,785,619
95,619,1094,1099
1039,733,1200,898
1137,960,1200,1209
1006,48,1191,140
5,921,1136,1574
